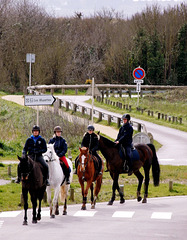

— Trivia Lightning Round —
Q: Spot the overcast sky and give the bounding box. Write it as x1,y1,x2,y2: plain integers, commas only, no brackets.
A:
38,0,186,18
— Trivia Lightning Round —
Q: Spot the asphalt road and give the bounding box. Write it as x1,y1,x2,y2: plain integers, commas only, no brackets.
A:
58,95,187,166
0,196,186,240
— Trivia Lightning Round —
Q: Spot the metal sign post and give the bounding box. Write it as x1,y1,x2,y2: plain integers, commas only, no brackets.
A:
26,53,35,90
91,77,94,125
133,66,145,107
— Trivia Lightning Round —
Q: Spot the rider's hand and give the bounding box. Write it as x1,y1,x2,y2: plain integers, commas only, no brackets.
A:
115,141,119,144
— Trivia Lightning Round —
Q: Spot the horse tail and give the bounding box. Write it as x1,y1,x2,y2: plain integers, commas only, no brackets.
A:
147,143,160,186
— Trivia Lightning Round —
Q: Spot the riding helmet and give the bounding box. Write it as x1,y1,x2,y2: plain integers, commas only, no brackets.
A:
32,125,40,133
54,126,62,133
87,125,95,131
122,114,131,121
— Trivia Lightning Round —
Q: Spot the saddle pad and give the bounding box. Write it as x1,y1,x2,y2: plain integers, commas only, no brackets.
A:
132,149,139,162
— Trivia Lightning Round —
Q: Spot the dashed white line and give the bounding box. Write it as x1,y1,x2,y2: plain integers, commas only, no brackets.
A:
0,220,4,228
112,211,135,218
0,211,22,218
151,212,172,220
74,211,97,217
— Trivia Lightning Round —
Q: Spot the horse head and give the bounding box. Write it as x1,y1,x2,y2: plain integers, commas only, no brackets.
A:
43,144,57,163
79,147,89,172
17,155,33,181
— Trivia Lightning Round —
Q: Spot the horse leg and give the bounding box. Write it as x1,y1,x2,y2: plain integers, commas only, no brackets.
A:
142,166,150,203
91,177,102,209
31,194,37,223
79,180,86,210
108,173,121,205
82,180,92,210
22,188,28,225
90,183,94,207
134,170,144,202
63,199,67,215
51,186,60,218
37,199,42,221
55,201,59,215
47,187,53,217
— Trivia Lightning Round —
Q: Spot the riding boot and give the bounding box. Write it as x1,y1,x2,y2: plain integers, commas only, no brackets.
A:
128,159,133,176
73,156,79,174
65,167,70,185
15,164,21,184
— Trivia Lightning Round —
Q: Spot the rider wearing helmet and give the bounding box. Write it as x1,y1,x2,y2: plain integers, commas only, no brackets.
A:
16,125,50,185
81,125,102,175
115,114,133,176
49,126,70,184
74,125,102,175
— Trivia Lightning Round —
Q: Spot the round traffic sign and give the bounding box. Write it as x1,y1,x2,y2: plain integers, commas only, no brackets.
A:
133,67,145,80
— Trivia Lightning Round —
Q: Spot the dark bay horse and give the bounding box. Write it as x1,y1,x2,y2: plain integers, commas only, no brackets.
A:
18,155,46,225
77,147,104,210
98,134,160,205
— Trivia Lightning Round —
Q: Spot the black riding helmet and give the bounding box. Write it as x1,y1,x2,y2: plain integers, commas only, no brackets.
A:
87,125,95,131
122,114,131,121
32,125,40,133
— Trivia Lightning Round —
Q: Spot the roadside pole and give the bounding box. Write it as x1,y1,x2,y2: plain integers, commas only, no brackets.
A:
91,77,94,125
133,66,145,107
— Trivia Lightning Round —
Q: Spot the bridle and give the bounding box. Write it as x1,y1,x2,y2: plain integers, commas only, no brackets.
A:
43,151,56,162
21,159,33,181
78,151,92,179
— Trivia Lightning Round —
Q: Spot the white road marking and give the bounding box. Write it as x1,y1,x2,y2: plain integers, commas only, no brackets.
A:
74,211,97,217
159,159,174,161
0,211,22,218
151,212,172,219
112,211,135,218
41,211,50,217
0,220,4,228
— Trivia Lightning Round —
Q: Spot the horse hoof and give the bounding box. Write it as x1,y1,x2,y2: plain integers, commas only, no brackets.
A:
120,198,125,204
91,205,95,209
63,211,67,215
50,214,55,218
23,221,28,225
37,215,41,221
81,206,86,210
32,219,37,224
55,210,59,215
107,201,113,205
142,198,147,203
137,196,142,202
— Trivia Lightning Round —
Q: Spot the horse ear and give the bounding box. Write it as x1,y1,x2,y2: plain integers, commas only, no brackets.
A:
17,155,22,161
97,131,100,135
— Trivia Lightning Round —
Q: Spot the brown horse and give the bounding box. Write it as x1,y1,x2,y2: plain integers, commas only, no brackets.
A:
77,147,104,210
98,134,160,205
18,155,46,225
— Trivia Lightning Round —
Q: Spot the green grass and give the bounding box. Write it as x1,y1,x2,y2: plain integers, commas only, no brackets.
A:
0,163,187,211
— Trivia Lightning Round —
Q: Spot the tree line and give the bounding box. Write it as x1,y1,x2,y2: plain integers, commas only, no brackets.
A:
0,0,186,93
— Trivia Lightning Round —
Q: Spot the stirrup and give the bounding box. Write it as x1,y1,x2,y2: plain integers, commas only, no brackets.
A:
15,178,21,184
46,179,50,186
66,179,70,185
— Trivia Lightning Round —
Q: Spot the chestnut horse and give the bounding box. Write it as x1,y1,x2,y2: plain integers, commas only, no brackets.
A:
98,134,160,205
77,147,104,210
18,155,46,225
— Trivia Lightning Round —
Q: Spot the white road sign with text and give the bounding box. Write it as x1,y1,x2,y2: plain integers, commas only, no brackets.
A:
24,95,56,106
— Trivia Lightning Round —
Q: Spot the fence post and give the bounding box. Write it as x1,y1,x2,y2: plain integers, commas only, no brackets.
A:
8,165,11,176
179,118,182,124
108,115,111,125
158,113,160,119
137,123,141,132
69,188,74,201
82,106,85,115
169,181,173,191
117,117,121,128
98,112,102,121
66,101,69,111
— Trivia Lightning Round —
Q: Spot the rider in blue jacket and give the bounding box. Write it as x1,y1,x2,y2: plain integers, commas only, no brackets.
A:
16,125,50,185
115,114,133,176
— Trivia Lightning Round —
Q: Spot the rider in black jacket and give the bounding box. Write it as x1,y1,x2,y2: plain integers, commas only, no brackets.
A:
74,125,102,175
115,114,133,176
16,125,50,185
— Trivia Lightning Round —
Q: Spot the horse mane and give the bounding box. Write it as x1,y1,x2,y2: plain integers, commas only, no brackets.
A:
99,135,116,148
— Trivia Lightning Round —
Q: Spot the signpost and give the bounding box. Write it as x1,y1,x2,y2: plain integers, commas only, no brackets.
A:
24,95,56,125
133,66,145,106
26,53,35,91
